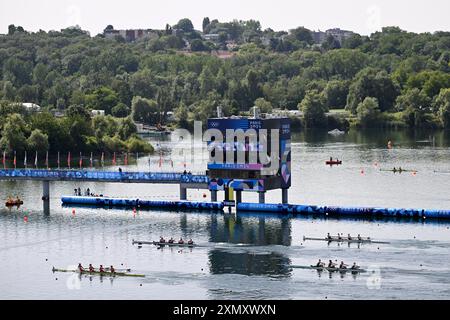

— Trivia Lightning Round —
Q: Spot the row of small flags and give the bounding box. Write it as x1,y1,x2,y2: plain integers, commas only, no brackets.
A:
1,151,185,169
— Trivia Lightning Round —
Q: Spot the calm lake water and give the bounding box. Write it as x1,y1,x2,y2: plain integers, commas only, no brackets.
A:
1,129,450,300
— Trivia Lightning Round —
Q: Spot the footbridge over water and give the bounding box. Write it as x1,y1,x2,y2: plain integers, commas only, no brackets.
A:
0,169,209,212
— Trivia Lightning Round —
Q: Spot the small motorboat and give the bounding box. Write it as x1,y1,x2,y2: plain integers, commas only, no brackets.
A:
326,159,342,165
5,198,23,207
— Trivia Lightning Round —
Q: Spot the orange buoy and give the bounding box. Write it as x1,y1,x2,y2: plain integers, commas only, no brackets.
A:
203,193,207,198
360,169,365,175
72,209,76,215
24,216,28,223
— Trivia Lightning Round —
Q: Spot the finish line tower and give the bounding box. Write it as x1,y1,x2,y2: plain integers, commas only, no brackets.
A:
206,107,291,205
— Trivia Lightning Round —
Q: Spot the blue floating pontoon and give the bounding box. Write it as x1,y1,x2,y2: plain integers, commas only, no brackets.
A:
61,197,450,220
61,196,224,211
236,203,450,219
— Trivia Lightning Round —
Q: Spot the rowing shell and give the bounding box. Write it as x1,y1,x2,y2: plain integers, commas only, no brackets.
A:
52,267,144,277
132,240,196,247
303,236,389,244
380,169,417,173
292,265,367,273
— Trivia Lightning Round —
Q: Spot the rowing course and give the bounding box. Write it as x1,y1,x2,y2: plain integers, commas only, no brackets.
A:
237,203,450,220
61,196,224,211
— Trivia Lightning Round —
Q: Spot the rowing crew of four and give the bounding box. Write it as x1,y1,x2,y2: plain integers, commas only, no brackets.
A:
326,233,369,241
159,237,194,245
77,263,128,274
315,259,360,270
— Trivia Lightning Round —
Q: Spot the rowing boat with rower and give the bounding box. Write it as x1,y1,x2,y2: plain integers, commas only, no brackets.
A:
292,265,367,273
52,267,144,277
380,168,417,173
132,239,196,247
303,236,389,244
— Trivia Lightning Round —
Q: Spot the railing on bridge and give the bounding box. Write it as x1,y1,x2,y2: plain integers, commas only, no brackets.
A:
0,169,209,184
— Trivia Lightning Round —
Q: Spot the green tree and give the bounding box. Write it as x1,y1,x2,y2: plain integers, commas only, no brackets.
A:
290,27,313,44
322,35,341,50
27,129,49,153
30,112,72,152
254,97,273,114
174,102,190,128
356,97,381,127
0,114,28,153
324,80,349,109
174,18,194,33
434,88,450,127
190,39,208,52
118,117,137,140
126,137,154,153
346,68,399,114
111,102,130,118
131,96,158,125
86,87,119,114
299,90,328,128
395,88,431,112
202,17,210,32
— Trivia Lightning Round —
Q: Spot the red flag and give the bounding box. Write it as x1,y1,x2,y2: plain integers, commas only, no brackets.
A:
112,152,116,166
67,152,71,169
79,152,82,168
124,153,128,166
13,151,16,169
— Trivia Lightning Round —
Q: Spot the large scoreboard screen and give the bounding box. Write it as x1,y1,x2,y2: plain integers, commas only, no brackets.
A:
206,117,291,191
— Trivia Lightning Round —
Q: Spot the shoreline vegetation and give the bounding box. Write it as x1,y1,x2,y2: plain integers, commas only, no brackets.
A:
0,19,449,153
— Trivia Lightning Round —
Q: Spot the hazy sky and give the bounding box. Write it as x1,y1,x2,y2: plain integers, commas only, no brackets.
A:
1,0,449,35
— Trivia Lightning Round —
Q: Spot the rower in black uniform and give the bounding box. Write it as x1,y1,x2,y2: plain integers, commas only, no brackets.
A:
328,260,336,268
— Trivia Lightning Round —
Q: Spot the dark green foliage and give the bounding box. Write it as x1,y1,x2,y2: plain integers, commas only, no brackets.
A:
0,23,448,132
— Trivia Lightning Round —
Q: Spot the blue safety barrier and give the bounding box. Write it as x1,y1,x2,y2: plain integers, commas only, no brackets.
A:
0,169,208,184
61,196,224,211
236,203,450,220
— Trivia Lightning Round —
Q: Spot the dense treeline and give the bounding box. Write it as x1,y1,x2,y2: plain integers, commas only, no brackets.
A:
0,20,449,136
0,102,154,157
